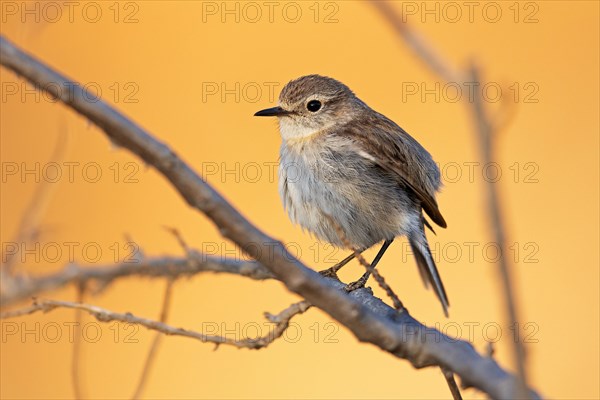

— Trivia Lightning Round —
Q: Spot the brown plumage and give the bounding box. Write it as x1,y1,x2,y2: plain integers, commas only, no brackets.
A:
255,74,450,316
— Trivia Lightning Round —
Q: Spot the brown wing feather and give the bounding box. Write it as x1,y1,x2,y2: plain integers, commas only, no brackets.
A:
343,111,447,228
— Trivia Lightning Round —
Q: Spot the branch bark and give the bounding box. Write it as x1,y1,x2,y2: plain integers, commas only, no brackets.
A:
0,298,304,350
131,279,174,399
1,250,273,307
0,35,541,399
370,3,531,397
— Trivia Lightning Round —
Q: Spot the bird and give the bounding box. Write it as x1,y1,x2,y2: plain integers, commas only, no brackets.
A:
254,74,449,316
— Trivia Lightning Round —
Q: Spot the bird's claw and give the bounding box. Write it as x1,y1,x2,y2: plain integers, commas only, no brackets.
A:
319,268,340,280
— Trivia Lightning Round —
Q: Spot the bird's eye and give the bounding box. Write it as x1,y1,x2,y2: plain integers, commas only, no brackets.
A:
306,100,322,112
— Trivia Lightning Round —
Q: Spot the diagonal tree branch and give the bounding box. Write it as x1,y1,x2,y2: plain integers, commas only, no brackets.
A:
370,1,464,84
0,35,541,399
131,279,174,399
1,127,68,274
71,284,86,399
369,2,531,397
468,65,529,397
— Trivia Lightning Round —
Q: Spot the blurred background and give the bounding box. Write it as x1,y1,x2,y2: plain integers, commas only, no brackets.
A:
1,1,598,399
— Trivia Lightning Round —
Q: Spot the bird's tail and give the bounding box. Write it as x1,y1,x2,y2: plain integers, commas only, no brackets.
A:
409,221,450,317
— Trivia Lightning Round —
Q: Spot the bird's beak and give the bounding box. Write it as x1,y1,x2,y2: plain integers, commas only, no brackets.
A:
254,106,290,117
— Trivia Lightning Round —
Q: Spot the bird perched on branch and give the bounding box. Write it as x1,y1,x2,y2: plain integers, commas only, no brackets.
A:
255,74,449,316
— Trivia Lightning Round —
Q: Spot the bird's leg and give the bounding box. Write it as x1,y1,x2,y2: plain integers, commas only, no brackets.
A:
345,239,394,291
319,251,359,279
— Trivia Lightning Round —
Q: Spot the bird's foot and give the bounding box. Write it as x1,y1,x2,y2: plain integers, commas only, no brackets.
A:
319,267,340,280
344,271,371,292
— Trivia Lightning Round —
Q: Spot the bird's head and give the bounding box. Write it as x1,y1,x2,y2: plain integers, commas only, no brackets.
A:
254,75,364,141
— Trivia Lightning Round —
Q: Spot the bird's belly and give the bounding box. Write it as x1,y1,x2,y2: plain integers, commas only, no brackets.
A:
279,154,414,249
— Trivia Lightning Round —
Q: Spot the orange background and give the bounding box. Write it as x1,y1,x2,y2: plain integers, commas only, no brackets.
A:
1,1,598,399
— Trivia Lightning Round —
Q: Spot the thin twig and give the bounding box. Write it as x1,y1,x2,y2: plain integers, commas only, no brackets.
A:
0,298,306,350
1,251,274,307
486,342,496,359
441,366,463,400
349,248,405,311
325,214,405,311
370,1,464,84
131,279,174,399
263,300,312,345
2,125,69,273
163,227,191,255
468,65,529,398
131,229,186,399
72,284,86,400
369,2,530,397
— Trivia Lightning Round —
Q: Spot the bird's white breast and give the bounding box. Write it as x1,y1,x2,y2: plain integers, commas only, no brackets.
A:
277,138,416,249
278,143,322,228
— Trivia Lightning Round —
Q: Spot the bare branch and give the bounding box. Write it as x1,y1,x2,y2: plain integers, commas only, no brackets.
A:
2,125,69,273
131,279,174,399
0,298,305,350
349,248,405,309
0,35,541,399
163,227,192,255
370,1,464,84
265,300,312,325
468,64,529,397
1,251,274,307
130,227,193,399
442,366,463,400
326,213,405,311
71,284,86,400
368,2,532,397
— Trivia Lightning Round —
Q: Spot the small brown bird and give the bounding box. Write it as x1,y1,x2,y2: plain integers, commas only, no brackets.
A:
255,75,449,316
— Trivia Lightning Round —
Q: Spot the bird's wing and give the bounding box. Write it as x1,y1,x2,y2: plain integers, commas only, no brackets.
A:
342,113,447,229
